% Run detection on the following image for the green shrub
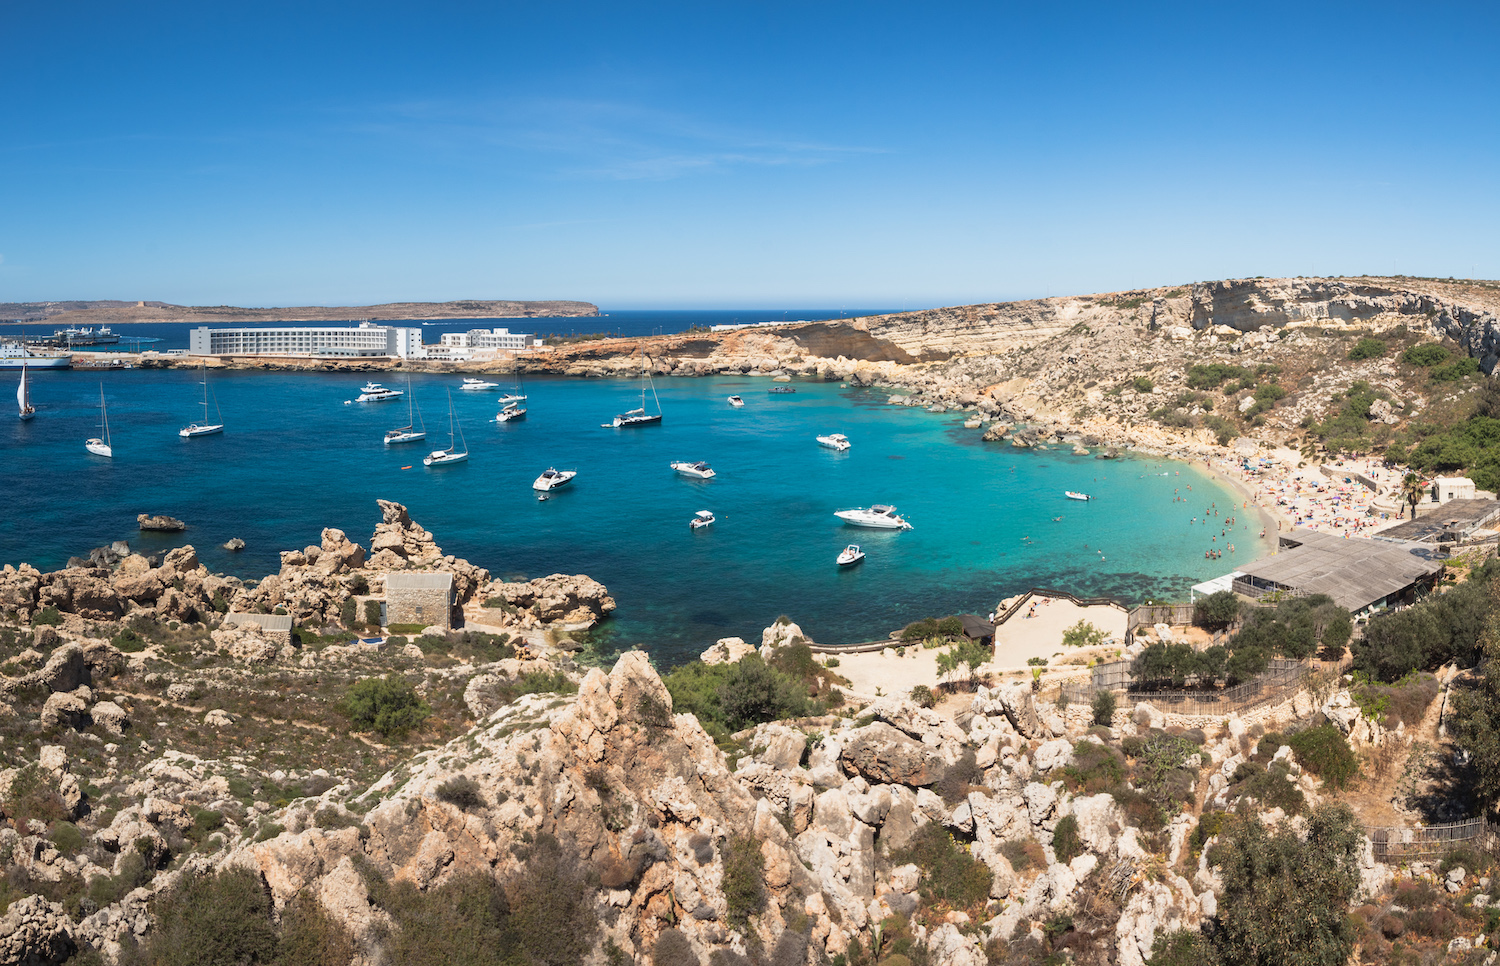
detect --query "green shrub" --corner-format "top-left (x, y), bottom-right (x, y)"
top-left (651, 929), bottom-right (699, 966)
top-left (1062, 740), bottom-right (1125, 793)
top-left (1186, 363), bottom-right (1252, 390)
top-left (432, 776), bottom-right (483, 812)
top-left (1132, 376), bottom-right (1155, 393)
top-left (363, 600), bottom-right (383, 626)
top-left (1146, 929), bottom-right (1203, 965)
top-left (717, 655), bottom-right (809, 731)
top-left (142, 866), bottom-right (279, 966)
top-left (1279, 724), bottom-right (1358, 790)
top-left (87, 850), bottom-right (152, 907)
top-left (1347, 337), bottom-right (1387, 361)
top-left (909, 684), bottom-right (935, 708)
top-left (1431, 357), bottom-right (1480, 382)
top-left (1052, 814), bottom-right (1083, 862)
top-left (1091, 689), bottom-right (1116, 726)
top-left (1402, 343), bottom-right (1451, 367)
top-left (32, 606), bottom-right (61, 626)
top-left (1062, 620), bottom-right (1106, 649)
top-left (337, 675), bottom-right (431, 739)
top-left (890, 824), bottom-right (992, 909)
top-left (338, 598), bottom-right (357, 627)
top-left (276, 892), bottom-right (355, 966)
top-left (51, 822), bottom-right (85, 855)
top-left (998, 838), bottom-right (1046, 872)
top-left (936, 749), bottom-right (982, 805)
top-left (722, 835), bottom-right (766, 929)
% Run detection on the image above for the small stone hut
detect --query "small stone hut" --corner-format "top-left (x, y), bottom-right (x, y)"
top-left (384, 571), bottom-right (454, 632)
top-left (221, 613), bottom-right (294, 648)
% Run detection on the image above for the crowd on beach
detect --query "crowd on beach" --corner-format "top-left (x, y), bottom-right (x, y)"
top-left (1203, 452), bottom-right (1408, 541)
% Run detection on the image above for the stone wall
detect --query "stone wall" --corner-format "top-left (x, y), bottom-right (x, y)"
top-left (385, 574), bottom-right (453, 632)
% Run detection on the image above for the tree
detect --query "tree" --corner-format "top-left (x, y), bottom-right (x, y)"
top-left (1352, 607), bottom-right (1445, 682)
top-left (145, 866), bottom-right (280, 966)
top-left (1209, 803), bottom-right (1363, 966)
top-left (1091, 689), bottom-right (1117, 727)
top-left (1402, 472), bottom-right (1426, 519)
top-left (717, 655), bottom-right (807, 730)
top-left (1194, 590), bottom-right (1241, 631)
top-left (1451, 583), bottom-right (1500, 806)
top-left (936, 639), bottom-right (992, 691)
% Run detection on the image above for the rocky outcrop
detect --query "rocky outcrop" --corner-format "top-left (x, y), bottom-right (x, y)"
top-left (479, 573), bottom-right (616, 628)
top-left (0, 895), bottom-right (75, 965)
top-left (136, 514), bottom-right (187, 532)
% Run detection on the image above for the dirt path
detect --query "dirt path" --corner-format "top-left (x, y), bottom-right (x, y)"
top-left (1335, 668), bottom-right (1457, 827)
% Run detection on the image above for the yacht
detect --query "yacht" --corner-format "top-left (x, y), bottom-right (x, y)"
top-left (1065, 491), bottom-right (1093, 501)
top-left (610, 358), bottom-right (662, 427)
top-left (689, 510), bottom-right (715, 530)
top-left (496, 402), bottom-right (527, 423)
top-left (354, 382), bottom-right (403, 403)
top-left (85, 385), bottom-right (112, 457)
top-left (816, 433), bottom-right (851, 452)
top-left (727, 395), bottom-right (745, 408)
top-left (532, 467), bottom-right (576, 493)
top-left (834, 505), bottom-right (913, 530)
top-left (179, 361), bottom-right (224, 437)
top-left (460, 377), bottom-right (500, 391)
top-left (385, 377), bottom-right (426, 444)
top-left (423, 392), bottom-right (468, 466)
top-left (671, 460), bottom-right (716, 480)
top-left (837, 545), bottom-right (866, 566)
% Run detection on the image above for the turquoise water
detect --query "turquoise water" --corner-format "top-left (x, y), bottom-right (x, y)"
top-left (1, 369), bottom-right (1267, 663)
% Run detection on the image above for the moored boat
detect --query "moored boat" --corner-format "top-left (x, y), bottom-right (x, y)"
top-left (423, 392), bottom-right (468, 466)
top-left (460, 377), bottom-right (500, 391)
top-left (0, 341), bottom-right (70, 369)
top-left (1065, 491), bottom-right (1092, 501)
top-left (689, 510), bottom-right (715, 530)
top-left (816, 433), bottom-right (850, 452)
top-left (496, 402), bottom-right (527, 423)
top-left (837, 544), bottom-right (865, 566)
top-left (833, 505), bottom-right (913, 530)
top-left (385, 376), bottom-right (426, 444)
top-left (610, 357), bottom-right (663, 427)
top-left (727, 395), bottom-right (745, 407)
top-left (179, 361), bottom-right (225, 438)
top-left (532, 467), bottom-right (576, 492)
top-left (354, 382), bottom-right (403, 403)
top-left (85, 385), bottom-right (113, 458)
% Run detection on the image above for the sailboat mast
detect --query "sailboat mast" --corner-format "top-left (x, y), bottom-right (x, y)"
top-left (99, 384), bottom-right (110, 445)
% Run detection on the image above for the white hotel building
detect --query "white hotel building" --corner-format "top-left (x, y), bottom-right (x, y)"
top-left (186, 323), bottom-right (536, 360)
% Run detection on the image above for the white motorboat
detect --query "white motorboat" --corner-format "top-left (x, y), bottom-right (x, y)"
top-left (85, 385), bottom-right (112, 457)
top-left (496, 402), bottom-right (527, 423)
top-left (1065, 491), bottom-right (1092, 501)
top-left (532, 467), bottom-right (576, 492)
top-left (179, 361), bottom-right (224, 437)
top-left (496, 392), bottom-right (527, 405)
top-left (17, 363), bottom-right (35, 421)
top-left (837, 544), bottom-right (865, 566)
top-left (460, 377), bottom-right (500, 391)
top-left (610, 358), bottom-right (662, 427)
top-left (385, 377), bottom-right (426, 444)
top-left (816, 433), bottom-right (850, 452)
top-left (671, 460), bottom-right (716, 480)
top-left (354, 382), bottom-right (403, 403)
top-left (834, 505), bottom-right (913, 530)
top-left (423, 392), bottom-right (468, 466)
top-left (690, 510), bottom-right (715, 529)
top-left (727, 395), bottom-right (745, 408)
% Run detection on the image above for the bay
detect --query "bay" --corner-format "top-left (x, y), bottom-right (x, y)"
top-left (1, 368), bottom-right (1264, 665)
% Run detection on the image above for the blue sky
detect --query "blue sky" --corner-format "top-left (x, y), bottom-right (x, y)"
top-left (2, 1), bottom-right (1497, 308)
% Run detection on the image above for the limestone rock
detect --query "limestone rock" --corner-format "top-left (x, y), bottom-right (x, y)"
top-left (482, 573), bottom-right (614, 627)
top-left (137, 513), bottom-right (187, 531)
top-left (223, 538), bottom-right (246, 551)
top-left (700, 637), bottom-right (754, 665)
top-left (39, 692), bottom-right (88, 730)
top-left (840, 723), bottom-right (945, 786)
top-left (0, 895), bottom-right (75, 965)
top-left (92, 701), bottom-right (129, 737)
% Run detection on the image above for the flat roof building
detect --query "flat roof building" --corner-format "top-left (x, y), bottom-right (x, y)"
top-left (1232, 529), bottom-right (1444, 614)
top-left (189, 322), bottom-right (426, 359)
top-left (1375, 498), bottom-right (1500, 545)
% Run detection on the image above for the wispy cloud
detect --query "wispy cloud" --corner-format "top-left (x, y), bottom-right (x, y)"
top-left (344, 96), bottom-right (880, 181)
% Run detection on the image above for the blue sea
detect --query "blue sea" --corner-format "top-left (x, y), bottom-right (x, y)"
top-left (2, 367), bottom-right (1267, 665)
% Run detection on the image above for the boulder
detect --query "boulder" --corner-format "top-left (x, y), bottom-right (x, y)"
top-left (761, 619), bottom-right (808, 654)
top-left (840, 723), bottom-right (946, 786)
top-left (700, 637), bottom-right (755, 665)
top-left (1032, 738), bottom-right (1074, 773)
top-left (137, 513), bottom-right (187, 531)
top-left (223, 538), bottom-right (246, 551)
top-left (92, 701), bottom-right (129, 737)
top-left (39, 692), bottom-right (88, 730)
top-left (0, 895), bottom-right (74, 965)
top-left (35, 645), bottom-right (90, 693)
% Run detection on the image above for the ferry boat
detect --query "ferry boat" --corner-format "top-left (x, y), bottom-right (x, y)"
top-left (47, 325), bottom-right (120, 347)
top-left (817, 433), bottom-right (851, 452)
top-left (0, 341), bottom-right (71, 369)
top-left (833, 505), bottom-right (913, 530)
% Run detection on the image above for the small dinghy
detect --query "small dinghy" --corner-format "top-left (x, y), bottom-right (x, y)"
top-left (727, 395), bottom-right (744, 407)
top-left (690, 510), bottom-right (715, 530)
top-left (837, 545), bottom-right (865, 566)
top-left (1065, 491), bottom-right (1092, 501)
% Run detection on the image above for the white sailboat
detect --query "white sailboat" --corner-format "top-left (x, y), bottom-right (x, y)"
top-left (385, 377), bottom-right (426, 444)
top-left (423, 392), bottom-right (468, 466)
top-left (17, 363), bottom-right (35, 421)
top-left (179, 361), bottom-right (224, 437)
top-left (609, 357), bottom-right (662, 428)
top-left (85, 385), bottom-right (112, 457)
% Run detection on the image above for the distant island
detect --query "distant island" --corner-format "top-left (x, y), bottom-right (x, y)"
top-left (0, 297), bottom-right (600, 325)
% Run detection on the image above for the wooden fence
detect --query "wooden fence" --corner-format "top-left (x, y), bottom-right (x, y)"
top-left (1062, 658), bottom-right (1314, 717)
top-left (993, 587), bottom-right (1128, 627)
top-left (1368, 817), bottom-right (1496, 864)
